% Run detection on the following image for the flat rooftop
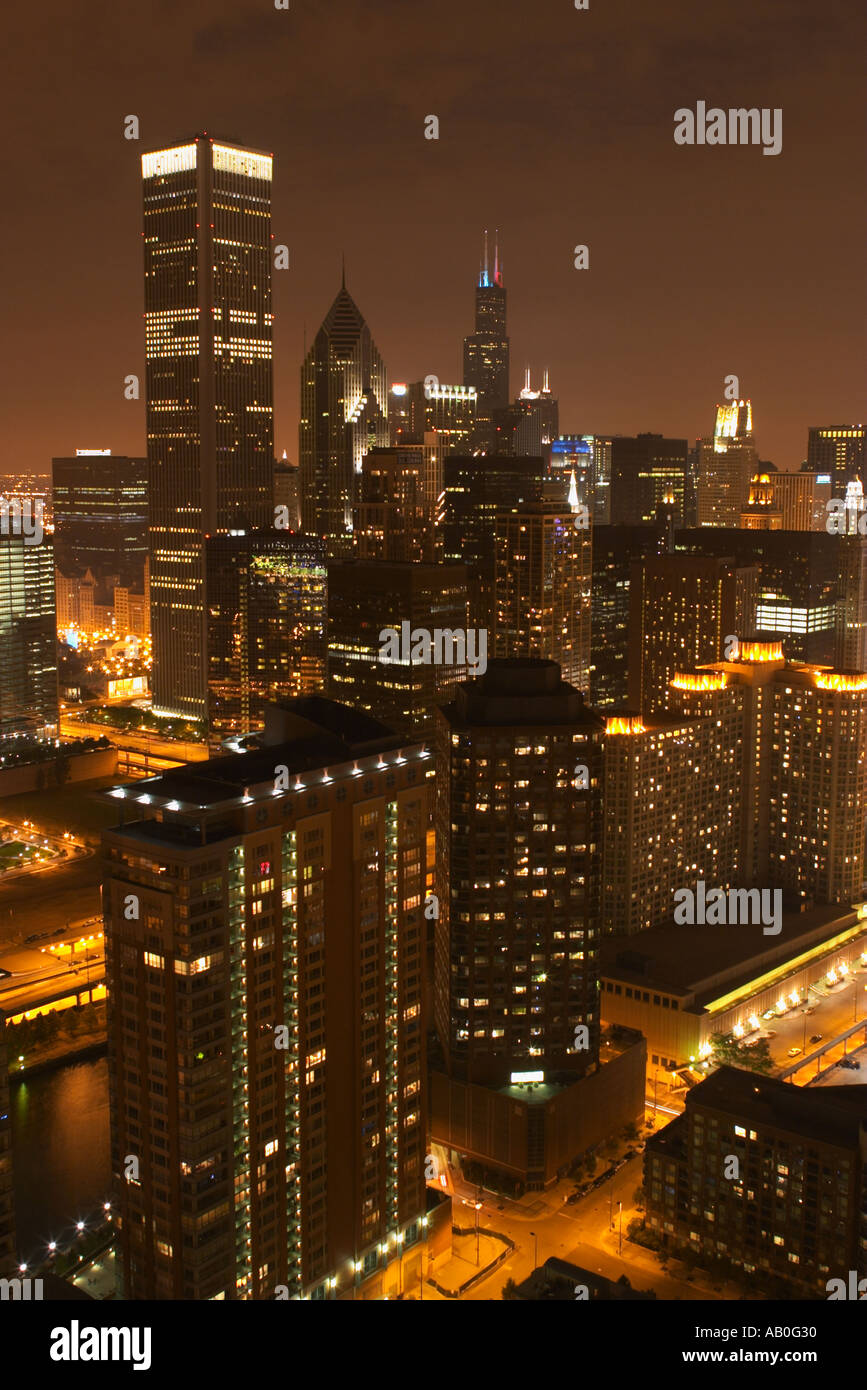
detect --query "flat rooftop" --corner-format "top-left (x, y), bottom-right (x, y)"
top-left (600, 903), bottom-right (864, 1007)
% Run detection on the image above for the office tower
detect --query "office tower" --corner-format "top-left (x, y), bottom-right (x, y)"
top-left (493, 491), bottom-right (591, 692)
top-left (610, 434), bottom-right (689, 525)
top-left (549, 436), bottom-right (592, 509)
top-left (740, 471), bottom-right (782, 529)
top-left (440, 454), bottom-right (547, 630)
top-left (696, 400), bottom-right (758, 527)
top-left (774, 469), bottom-right (833, 531)
top-left (430, 660), bottom-right (644, 1186)
top-left (0, 1011), bottom-right (14, 1274)
top-left (103, 697), bottom-right (442, 1301)
top-left (602, 710), bottom-right (742, 935)
top-left (837, 535), bottom-right (867, 672)
top-left (273, 456), bottom-right (300, 532)
top-left (299, 277), bottom-right (388, 556)
top-left (326, 559), bottom-right (469, 738)
top-left (807, 424), bottom-right (867, 495)
top-left (52, 451), bottom-right (148, 588)
top-left (143, 136), bottom-right (274, 719)
top-left (645, 1066), bottom-right (867, 1296)
top-left (387, 383), bottom-right (411, 444)
top-left (396, 381), bottom-right (477, 455)
top-left (0, 532), bottom-right (57, 735)
top-left (590, 523), bottom-right (669, 708)
top-left (206, 531), bottom-right (327, 744)
top-left (462, 230), bottom-right (509, 444)
top-left (628, 554), bottom-right (756, 714)
top-left (352, 447), bottom-right (440, 562)
top-left (675, 643), bottom-right (867, 905)
top-left (514, 370), bottom-right (559, 456)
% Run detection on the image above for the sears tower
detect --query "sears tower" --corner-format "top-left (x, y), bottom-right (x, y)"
top-left (142, 135), bottom-right (274, 719)
top-left (463, 230), bottom-right (510, 446)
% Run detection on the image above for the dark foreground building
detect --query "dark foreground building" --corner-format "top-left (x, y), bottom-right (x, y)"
top-left (644, 1066), bottom-right (867, 1296)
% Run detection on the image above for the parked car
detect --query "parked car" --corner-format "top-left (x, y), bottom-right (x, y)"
top-left (809, 1034), bottom-right (823, 1045)
top-left (762, 1009), bottom-right (776, 1020)
top-left (787, 1046), bottom-right (802, 1057)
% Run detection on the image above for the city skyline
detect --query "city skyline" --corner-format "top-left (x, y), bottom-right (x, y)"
top-left (2, 0), bottom-right (865, 478)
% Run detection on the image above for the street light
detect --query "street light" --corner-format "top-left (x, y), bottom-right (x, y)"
top-left (617, 1201), bottom-right (623, 1257)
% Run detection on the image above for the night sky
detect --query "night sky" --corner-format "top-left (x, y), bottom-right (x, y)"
top-left (3, 0), bottom-right (864, 476)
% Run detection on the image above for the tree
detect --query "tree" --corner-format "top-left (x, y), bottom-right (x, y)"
top-left (622, 1121), bottom-right (640, 1142)
top-left (709, 1032), bottom-right (774, 1075)
top-left (501, 1278), bottom-right (519, 1300)
top-left (633, 1185), bottom-right (646, 1210)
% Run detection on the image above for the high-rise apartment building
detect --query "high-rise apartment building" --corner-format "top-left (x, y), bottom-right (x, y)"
top-left (0, 532), bottom-right (57, 735)
top-left (206, 531), bottom-right (327, 745)
top-left (602, 710), bottom-right (743, 935)
top-left (299, 279), bottom-right (388, 554)
top-left (807, 424), bottom-right (867, 495)
top-left (627, 554), bottom-right (755, 714)
top-left (645, 1066), bottom-right (867, 1296)
top-left (696, 401), bottom-right (758, 527)
top-left (493, 492), bottom-right (591, 693)
top-left (430, 660), bottom-right (644, 1185)
top-left (610, 434), bottom-right (689, 526)
top-left (326, 559), bottom-right (469, 739)
top-left (52, 451), bottom-right (148, 588)
top-left (675, 643), bottom-right (867, 906)
top-left (143, 136), bottom-right (274, 719)
top-left (103, 697), bottom-right (444, 1300)
top-left (462, 231), bottom-right (509, 444)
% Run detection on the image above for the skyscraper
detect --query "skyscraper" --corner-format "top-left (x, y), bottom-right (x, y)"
top-left (462, 230), bottom-right (510, 445)
top-left (493, 491), bottom-right (591, 693)
top-left (590, 523), bottom-right (669, 708)
top-left (52, 451), bottom-right (148, 589)
top-left (0, 531), bottom-right (57, 735)
top-left (205, 530), bottom-right (327, 745)
top-left (103, 698), bottom-right (445, 1300)
top-left (807, 424), bottom-right (867, 495)
top-left (695, 400), bottom-right (758, 527)
top-left (774, 469), bottom-right (832, 532)
top-left (0, 1010), bottom-right (14, 1275)
top-left (143, 136), bottom-right (274, 719)
top-left (610, 434), bottom-right (689, 525)
top-left (352, 446), bottom-right (440, 562)
top-left (299, 278), bottom-right (388, 554)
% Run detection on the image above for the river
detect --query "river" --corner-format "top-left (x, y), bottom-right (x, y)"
top-left (9, 1054), bottom-right (111, 1261)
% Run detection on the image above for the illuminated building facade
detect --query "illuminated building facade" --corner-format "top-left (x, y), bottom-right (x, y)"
top-left (0, 532), bottom-right (58, 735)
top-left (645, 1066), bottom-right (867, 1296)
top-left (514, 370), bottom-right (559, 456)
top-left (493, 493), bottom-right (591, 693)
top-left (674, 527), bottom-right (843, 668)
top-left (774, 469), bottom-right (832, 532)
top-left (430, 660), bottom-right (645, 1185)
top-left (740, 471), bottom-right (782, 529)
top-left (696, 400), bottom-right (757, 527)
top-left (462, 230), bottom-right (510, 444)
top-left (52, 451), bottom-right (148, 589)
top-left (807, 424), bottom-right (867, 495)
top-left (299, 279), bottom-right (388, 555)
top-left (602, 707), bottom-right (743, 936)
top-left (610, 434), bottom-right (689, 526)
top-left (143, 136), bottom-right (274, 719)
top-left (589, 523), bottom-right (668, 708)
top-left (398, 381), bottom-right (477, 456)
top-left (326, 559), bottom-right (469, 738)
top-left (627, 554), bottom-right (755, 714)
top-left (352, 446), bottom-right (441, 562)
top-left (675, 646), bottom-right (867, 905)
top-left (206, 531), bottom-right (327, 745)
top-left (273, 457), bottom-right (300, 532)
top-left (440, 454), bottom-right (547, 630)
top-left (433, 660), bottom-right (604, 1087)
top-left (103, 698), bottom-right (442, 1300)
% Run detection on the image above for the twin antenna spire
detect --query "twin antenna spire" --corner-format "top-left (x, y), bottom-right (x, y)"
top-left (480, 227), bottom-right (503, 289)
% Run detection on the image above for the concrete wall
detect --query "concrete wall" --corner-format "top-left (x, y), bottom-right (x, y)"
top-left (0, 747), bottom-right (117, 798)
